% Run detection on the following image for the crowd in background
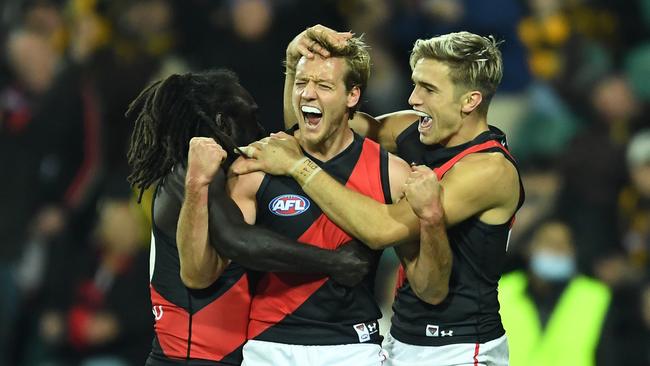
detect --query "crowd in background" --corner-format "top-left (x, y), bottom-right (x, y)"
top-left (1, 0), bottom-right (649, 365)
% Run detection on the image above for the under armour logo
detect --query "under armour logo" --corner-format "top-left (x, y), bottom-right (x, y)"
top-left (441, 330), bottom-right (454, 337)
top-left (367, 322), bottom-right (378, 333)
top-left (152, 305), bottom-right (163, 321)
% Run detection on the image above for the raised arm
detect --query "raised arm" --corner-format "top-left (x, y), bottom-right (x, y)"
top-left (234, 133), bottom-right (521, 243)
top-left (175, 138), bottom-right (229, 289)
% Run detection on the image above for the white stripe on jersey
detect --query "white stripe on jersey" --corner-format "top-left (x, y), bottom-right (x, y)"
top-left (149, 231), bottom-right (156, 281)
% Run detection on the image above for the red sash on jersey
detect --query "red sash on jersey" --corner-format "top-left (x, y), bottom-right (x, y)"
top-left (396, 140), bottom-right (515, 291)
top-left (249, 138), bottom-right (387, 339)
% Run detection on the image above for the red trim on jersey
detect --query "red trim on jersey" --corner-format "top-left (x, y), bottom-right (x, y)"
top-left (473, 342), bottom-right (480, 366)
top-left (189, 278), bottom-right (250, 360)
top-left (396, 267), bottom-right (406, 295)
top-left (150, 286), bottom-right (191, 359)
top-left (347, 139), bottom-right (386, 203)
top-left (248, 138), bottom-right (386, 339)
top-left (433, 140), bottom-right (513, 180)
top-left (150, 278), bottom-right (249, 361)
top-left (396, 139), bottom-right (513, 292)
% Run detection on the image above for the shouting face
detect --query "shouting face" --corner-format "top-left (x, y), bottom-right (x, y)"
top-left (409, 58), bottom-right (466, 146)
top-left (292, 55), bottom-right (360, 151)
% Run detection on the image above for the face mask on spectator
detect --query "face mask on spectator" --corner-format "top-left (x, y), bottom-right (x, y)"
top-left (530, 250), bottom-right (576, 282)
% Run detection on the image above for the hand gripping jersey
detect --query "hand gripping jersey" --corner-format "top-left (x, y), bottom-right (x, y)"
top-left (147, 186), bottom-right (251, 365)
top-left (250, 133), bottom-right (391, 345)
top-left (391, 123), bottom-right (525, 346)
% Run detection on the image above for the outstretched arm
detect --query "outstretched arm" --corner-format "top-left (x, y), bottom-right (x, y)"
top-left (232, 136), bottom-right (519, 305)
top-left (207, 173), bottom-right (370, 280)
top-left (235, 136), bottom-right (453, 304)
top-left (235, 133), bottom-right (420, 248)
top-left (348, 111), bottom-right (419, 153)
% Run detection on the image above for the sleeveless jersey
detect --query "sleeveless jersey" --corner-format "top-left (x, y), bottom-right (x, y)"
top-left (391, 123), bottom-right (525, 346)
top-left (250, 133), bottom-right (391, 345)
top-left (147, 184), bottom-right (251, 365)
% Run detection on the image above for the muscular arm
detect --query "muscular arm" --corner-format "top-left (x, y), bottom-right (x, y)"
top-left (348, 111), bottom-right (419, 153)
top-left (175, 134), bottom-right (374, 289)
top-left (177, 175), bottom-right (228, 289)
top-left (285, 155), bottom-right (517, 304)
top-left (233, 136), bottom-right (519, 307)
top-left (397, 166), bottom-right (453, 305)
top-left (154, 165), bottom-right (226, 289)
top-left (209, 167), bottom-right (369, 277)
top-left (284, 153), bottom-right (420, 249)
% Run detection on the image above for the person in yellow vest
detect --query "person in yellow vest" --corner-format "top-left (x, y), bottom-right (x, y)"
top-left (499, 220), bottom-right (611, 366)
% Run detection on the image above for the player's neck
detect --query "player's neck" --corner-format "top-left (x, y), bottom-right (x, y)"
top-left (302, 126), bottom-right (354, 162)
top-left (442, 115), bottom-right (489, 147)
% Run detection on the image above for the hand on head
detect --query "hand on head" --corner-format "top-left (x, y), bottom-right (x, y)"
top-left (286, 24), bottom-right (353, 68)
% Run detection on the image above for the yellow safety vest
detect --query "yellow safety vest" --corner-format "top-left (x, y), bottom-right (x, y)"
top-left (499, 271), bottom-right (611, 366)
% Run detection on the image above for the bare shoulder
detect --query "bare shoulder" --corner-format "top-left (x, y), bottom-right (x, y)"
top-left (451, 152), bottom-right (517, 180)
top-left (227, 157), bottom-right (265, 197)
top-left (388, 152), bottom-right (411, 177)
top-left (447, 153), bottom-right (518, 197)
top-left (387, 152), bottom-right (411, 203)
top-left (440, 152), bottom-right (519, 225)
top-left (350, 111), bottom-right (418, 153)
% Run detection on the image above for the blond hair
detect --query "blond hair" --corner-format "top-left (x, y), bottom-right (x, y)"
top-left (410, 32), bottom-right (503, 113)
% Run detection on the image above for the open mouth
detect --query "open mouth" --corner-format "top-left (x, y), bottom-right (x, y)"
top-left (301, 105), bottom-right (322, 129)
top-left (414, 110), bottom-right (433, 132)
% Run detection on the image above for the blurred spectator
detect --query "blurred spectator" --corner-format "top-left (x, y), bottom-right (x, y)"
top-left (81, 0), bottom-right (186, 176)
top-left (0, 9), bottom-right (67, 362)
top-left (31, 179), bottom-right (152, 366)
top-left (605, 129), bottom-right (650, 287)
top-left (499, 220), bottom-right (612, 366)
top-left (639, 282), bottom-right (650, 363)
top-left (503, 164), bottom-right (561, 269)
top-left (556, 74), bottom-right (645, 275)
top-left (518, 0), bottom-right (615, 101)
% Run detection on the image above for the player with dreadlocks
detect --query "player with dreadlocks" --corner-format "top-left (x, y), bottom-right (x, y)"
top-left (126, 69), bottom-right (372, 366)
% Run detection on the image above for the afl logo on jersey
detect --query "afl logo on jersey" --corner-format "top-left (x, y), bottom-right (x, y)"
top-left (269, 194), bottom-right (310, 216)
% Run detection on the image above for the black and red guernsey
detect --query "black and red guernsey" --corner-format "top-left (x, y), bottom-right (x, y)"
top-left (250, 132), bottom-right (390, 345)
top-left (392, 123), bottom-right (525, 346)
top-left (147, 185), bottom-right (251, 366)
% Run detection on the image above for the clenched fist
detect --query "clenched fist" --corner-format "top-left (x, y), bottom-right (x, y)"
top-left (185, 137), bottom-right (227, 188)
top-left (404, 165), bottom-right (444, 223)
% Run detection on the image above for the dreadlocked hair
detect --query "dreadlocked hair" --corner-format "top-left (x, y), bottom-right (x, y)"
top-left (126, 69), bottom-right (264, 197)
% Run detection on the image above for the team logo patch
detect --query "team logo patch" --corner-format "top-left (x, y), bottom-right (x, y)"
top-left (353, 323), bottom-right (371, 343)
top-left (269, 194), bottom-right (311, 216)
top-left (425, 324), bottom-right (439, 337)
